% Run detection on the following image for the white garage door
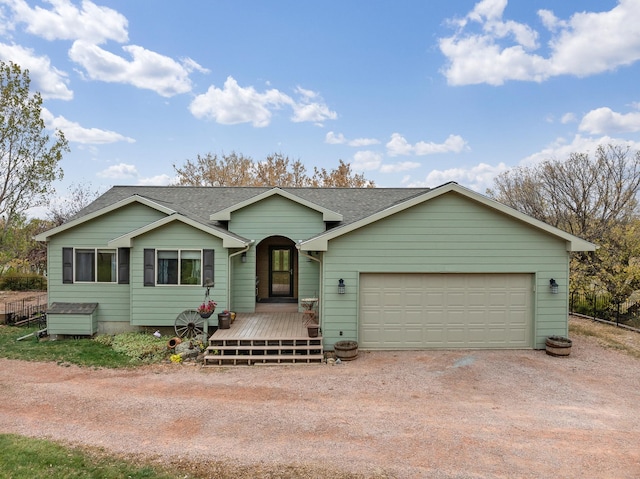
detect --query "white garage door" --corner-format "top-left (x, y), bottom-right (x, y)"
top-left (359, 273), bottom-right (532, 349)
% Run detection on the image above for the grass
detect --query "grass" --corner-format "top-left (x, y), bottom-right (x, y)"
top-left (0, 434), bottom-right (175, 479)
top-left (569, 316), bottom-right (640, 359)
top-left (0, 434), bottom-right (385, 479)
top-left (0, 326), bottom-right (169, 368)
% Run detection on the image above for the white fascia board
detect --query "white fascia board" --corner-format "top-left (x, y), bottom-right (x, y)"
top-left (108, 214), bottom-right (248, 248)
top-left (300, 182), bottom-right (597, 252)
top-left (34, 195), bottom-right (175, 242)
top-left (209, 187), bottom-right (343, 222)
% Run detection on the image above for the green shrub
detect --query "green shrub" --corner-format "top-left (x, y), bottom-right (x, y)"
top-left (109, 332), bottom-right (169, 363)
top-left (0, 272), bottom-right (47, 291)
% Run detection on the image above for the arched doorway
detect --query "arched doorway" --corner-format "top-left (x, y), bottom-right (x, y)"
top-left (256, 236), bottom-right (297, 302)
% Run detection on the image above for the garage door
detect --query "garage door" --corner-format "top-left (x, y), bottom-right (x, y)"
top-left (359, 273), bottom-right (532, 349)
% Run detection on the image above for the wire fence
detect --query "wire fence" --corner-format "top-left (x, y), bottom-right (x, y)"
top-left (570, 291), bottom-right (640, 328)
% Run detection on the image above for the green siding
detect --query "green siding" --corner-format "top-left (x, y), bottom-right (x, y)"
top-left (47, 313), bottom-right (97, 335)
top-left (229, 195), bottom-right (324, 312)
top-left (130, 222), bottom-right (227, 328)
top-left (321, 192), bottom-right (570, 349)
top-left (47, 203), bottom-right (167, 326)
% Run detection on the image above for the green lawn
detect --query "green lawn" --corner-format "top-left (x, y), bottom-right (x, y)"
top-left (0, 434), bottom-right (175, 479)
top-left (0, 326), bottom-right (168, 368)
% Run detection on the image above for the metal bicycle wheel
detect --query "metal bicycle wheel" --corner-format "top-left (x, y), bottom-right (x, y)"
top-left (174, 310), bottom-right (205, 338)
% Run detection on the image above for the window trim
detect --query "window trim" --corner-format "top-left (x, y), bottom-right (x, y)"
top-left (73, 247), bottom-right (118, 284)
top-left (155, 249), bottom-right (203, 286)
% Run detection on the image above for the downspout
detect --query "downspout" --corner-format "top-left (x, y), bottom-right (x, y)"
top-left (228, 241), bottom-right (254, 310)
top-left (297, 243), bottom-right (323, 328)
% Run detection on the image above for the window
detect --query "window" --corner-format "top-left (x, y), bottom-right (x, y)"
top-left (157, 250), bottom-right (201, 285)
top-left (74, 248), bottom-right (117, 283)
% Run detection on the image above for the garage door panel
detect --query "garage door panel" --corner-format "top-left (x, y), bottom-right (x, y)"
top-left (359, 273), bottom-right (532, 349)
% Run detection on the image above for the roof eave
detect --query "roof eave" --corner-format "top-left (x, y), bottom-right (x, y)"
top-left (34, 195), bottom-right (175, 242)
top-left (108, 214), bottom-right (249, 248)
top-left (209, 187), bottom-right (343, 222)
top-left (300, 183), bottom-right (598, 252)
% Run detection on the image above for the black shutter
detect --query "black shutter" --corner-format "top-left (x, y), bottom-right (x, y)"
top-left (143, 249), bottom-right (155, 286)
top-left (62, 247), bottom-right (73, 284)
top-left (118, 248), bottom-right (130, 284)
top-left (202, 249), bottom-right (214, 286)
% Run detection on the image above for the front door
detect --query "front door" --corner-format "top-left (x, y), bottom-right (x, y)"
top-left (269, 246), bottom-right (293, 297)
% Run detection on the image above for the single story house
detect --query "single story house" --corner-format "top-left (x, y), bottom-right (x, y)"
top-left (36, 182), bottom-right (596, 350)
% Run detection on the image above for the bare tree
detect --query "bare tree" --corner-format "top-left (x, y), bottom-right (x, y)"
top-left (487, 144), bottom-right (640, 240)
top-left (47, 182), bottom-right (101, 226)
top-left (173, 152), bottom-right (374, 188)
top-left (487, 144), bottom-right (640, 295)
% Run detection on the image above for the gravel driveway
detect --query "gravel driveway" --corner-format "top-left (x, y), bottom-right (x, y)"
top-left (1, 317), bottom-right (639, 478)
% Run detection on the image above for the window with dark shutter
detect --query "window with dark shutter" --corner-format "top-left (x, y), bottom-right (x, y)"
top-left (143, 249), bottom-right (155, 286)
top-left (118, 248), bottom-right (130, 284)
top-left (62, 247), bottom-right (73, 284)
top-left (202, 249), bottom-right (214, 287)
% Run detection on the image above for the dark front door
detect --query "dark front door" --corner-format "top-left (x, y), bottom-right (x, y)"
top-left (269, 246), bottom-right (293, 297)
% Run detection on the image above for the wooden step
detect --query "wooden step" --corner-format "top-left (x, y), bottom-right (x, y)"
top-left (203, 353), bottom-right (324, 366)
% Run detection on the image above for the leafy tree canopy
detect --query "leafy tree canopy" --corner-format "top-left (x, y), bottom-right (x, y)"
top-left (0, 61), bottom-right (68, 241)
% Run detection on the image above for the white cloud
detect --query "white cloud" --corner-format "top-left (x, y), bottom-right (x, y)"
top-left (97, 163), bottom-right (138, 179)
top-left (325, 131), bottom-right (379, 146)
top-left (408, 162), bottom-right (510, 192)
top-left (561, 112), bottom-right (577, 124)
top-left (579, 106), bottom-right (640, 135)
top-left (325, 131), bottom-right (347, 144)
top-left (380, 161), bottom-right (421, 173)
top-left (190, 76), bottom-right (291, 127)
top-left (386, 133), bottom-right (469, 156)
top-left (7, 0), bottom-right (128, 44)
top-left (0, 43), bottom-right (72, 99)
top-left (138, 174), bottom-right (172, 186)
top-left (440, 0), bottom-right (640, 85)
top-left (69, 41), bottom-right (193, 97)
top-left (289, 86), bottom-right (337, 124)
top-left (386, 133), bottom-right (414, 156)
top-left (352, 150), bottom-right (383, 171)
top-left (414, 134), bottom-right (468, 155)
top-left (520, 134), bottom-right (640, 166)
top-left (190, 77), bottom-right (336, 127)
top-left (41, 108), bottom-right (135, 144)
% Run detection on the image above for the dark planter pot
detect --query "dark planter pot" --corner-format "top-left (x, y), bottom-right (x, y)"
top-left (218, 312), bottom-right (231, 329)
top-left (307, 325), bottom-right (319, 338)
top-left (545, 336), bottom-right (572, 357)
top-left (199, 311), bottom-right (213, 319)
top-left (334, 340), bottom-right (358, 361)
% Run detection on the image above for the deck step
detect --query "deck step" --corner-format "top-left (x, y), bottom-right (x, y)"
top-left (203, 353), bottom-right (324, 366)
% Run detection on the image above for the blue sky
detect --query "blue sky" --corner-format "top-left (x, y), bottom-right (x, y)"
top-left (2, 0), bottom-right (640, 210)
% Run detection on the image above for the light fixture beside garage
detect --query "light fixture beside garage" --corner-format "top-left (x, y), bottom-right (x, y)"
top-left (549, 278), bottom-right (559, 294)
top-left (338, 278), bottom-right (346, 294)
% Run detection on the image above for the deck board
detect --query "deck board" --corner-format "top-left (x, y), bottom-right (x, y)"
top-left (204, 312), bottom-right (323, 366)
top-left (211, 312), bottom-right (312, 340)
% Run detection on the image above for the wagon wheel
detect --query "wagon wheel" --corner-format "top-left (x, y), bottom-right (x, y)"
top-left (174, 310), bottom-right (205, 339)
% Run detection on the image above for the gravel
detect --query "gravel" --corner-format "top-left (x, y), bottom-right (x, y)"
top-left (1, 316), bottom-right (639, 478)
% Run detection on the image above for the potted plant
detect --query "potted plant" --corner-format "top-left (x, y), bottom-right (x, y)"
top-left (197, 300), bottom-right (217, 319)
top-left (304, 316), bottom-right (320, 338)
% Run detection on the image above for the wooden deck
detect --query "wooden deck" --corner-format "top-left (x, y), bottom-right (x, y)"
top-left (204, 311), bottom-right (323, 366)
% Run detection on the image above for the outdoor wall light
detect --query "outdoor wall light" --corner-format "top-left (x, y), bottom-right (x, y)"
top-left (338, 278), bottom-right (346, 294)
top-left (549, 278), bottom-right (559, 294)
top-left (241, 252), bottom-right (247, 263)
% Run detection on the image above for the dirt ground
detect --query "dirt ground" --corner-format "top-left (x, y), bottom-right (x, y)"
top-left (0, 316), bottom-right (639, 478)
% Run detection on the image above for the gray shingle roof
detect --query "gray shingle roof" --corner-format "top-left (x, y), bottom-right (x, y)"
top-left (75, 186), bottom-right (432, 229)
top-left (47, 302), bottom-right (98, 315)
